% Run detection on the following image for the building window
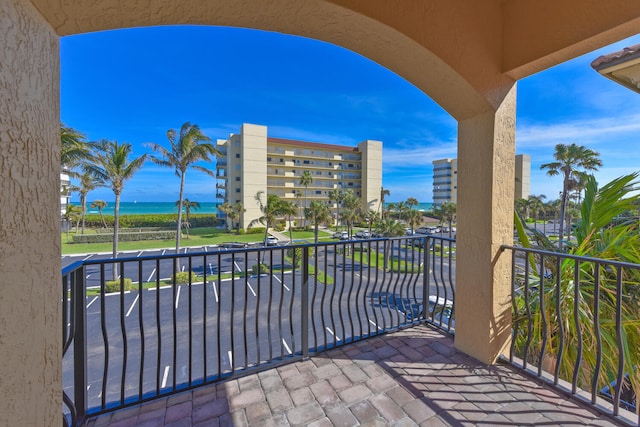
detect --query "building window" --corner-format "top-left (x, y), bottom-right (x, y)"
top-left (315, 190), bottom-right (322, 195)
top-left (303, 160), bottom-right (310, 164)
top-left (235, 188), bottom-right (240, 193)
top-left (267, 157), bottom-right (272, 161)
top-left (235, 177), bottom-right (240, 181)
top-left (235, 165), bottom-right (240, 171)
top-left (280, 158), bottom-right (283, 162)
top-left (235, 153), bottom-right (240, 158)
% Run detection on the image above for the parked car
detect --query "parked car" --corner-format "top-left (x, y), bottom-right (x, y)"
top-left (220, 242), bottom-right (247, 248)
top-left (264, 236), bottom-right (279, 246)
top-left (354, 230), bottom-right (371, 238)
top-left (333, 231), bottom-right (349, 239)
top-left (415, 226), bottom-right (433, 235)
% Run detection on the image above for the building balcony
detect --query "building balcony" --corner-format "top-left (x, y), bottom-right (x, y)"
top-left (62, 238), bottom-right (638, 426)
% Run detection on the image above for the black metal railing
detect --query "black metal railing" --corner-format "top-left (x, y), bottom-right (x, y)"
top-left (502, 245), bottom-right (639, 426)
top-left (62, 235), bottom-right (455, 426)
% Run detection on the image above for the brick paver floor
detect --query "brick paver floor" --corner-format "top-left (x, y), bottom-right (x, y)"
top-left (83, 325), bottom-right (628, 426)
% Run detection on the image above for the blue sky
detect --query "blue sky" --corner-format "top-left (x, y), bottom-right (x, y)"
top-left (61, 26), bottom-right (640, 204)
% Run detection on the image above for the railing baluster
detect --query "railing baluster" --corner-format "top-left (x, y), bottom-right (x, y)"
top-left (571, 259), bottom-right (583, 394)
top-left (538, 254), bottom-right (547, 377)
top-left (203, 254), bottom-right (207, 381)
top-left (423, 237), bottom-right (430, 323)
top-left (302, 247), bottom-right (309, 358)
top-left (73, 265), bottom-right (87, 424)
top-left (347, 242), bottom-right (356, 341)
top-left (230, 252), bottom-right (235, 374)
top-left (554, 255), bottom-right (564, 385)
top-left (522, 253), bottom-right (532, 370)
top-left (137, 260), bottom-right (144, 401)
top-left (155, 258), bottom-right (161, 395)
top-left (267, 249), bottom-right (273, 362)
top-left (613, 265), bottom-right (624, 416)
top-left (188, 255), bottom-right (193, 387)
top-left (100, 264), bottom-right (108, 410)
top-left (591, 262), bottom-right (602, 405)
top-left (277, 247), bottom-right (286, 358)
top-left (243, 251), bottom-right (249, 370)
top-left (509, 248), bottom-right (517, 364)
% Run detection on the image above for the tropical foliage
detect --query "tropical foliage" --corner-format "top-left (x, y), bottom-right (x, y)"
top-left (513, 173), bottom-right (640, 410)
top-left (540, 143), bottom-right (602, 247)
top-left (86, 140), bottom-right (147, 279)
top-left (148, 122), bottom-right (218, 253)
top-left (305, 201), bottom-right (332, 243)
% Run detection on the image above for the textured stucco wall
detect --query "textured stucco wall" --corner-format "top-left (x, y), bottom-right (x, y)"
top-left (0, 0), bottom-right (60, 425)
top-left (454, 84), bottom-right (517, 364)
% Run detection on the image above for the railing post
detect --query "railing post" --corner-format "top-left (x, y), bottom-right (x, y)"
top-left (301, 246), bottom-right (309, 359)
top-left (423, 237), bottom-right (430, 321)
top-left (73, 266), bottom-right (87, 425)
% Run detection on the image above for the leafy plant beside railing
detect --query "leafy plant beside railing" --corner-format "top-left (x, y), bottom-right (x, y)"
top-left (512, 173), bottom-right (640, 412)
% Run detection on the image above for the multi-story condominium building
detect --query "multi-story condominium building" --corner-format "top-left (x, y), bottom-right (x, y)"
top-left (60, 169), bottom-right (71, 218)
top-left (432, 158), bottom-right (458, 207)
top-left (432, 154), bottom-right (530, 206)
top-left (216, 123), bottom-right (382, 231)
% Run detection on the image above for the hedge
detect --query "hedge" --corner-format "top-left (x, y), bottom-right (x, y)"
top-left (82, 213), bottom-right (218, 228)
top-left (71, 230), bottom-right (179, 244)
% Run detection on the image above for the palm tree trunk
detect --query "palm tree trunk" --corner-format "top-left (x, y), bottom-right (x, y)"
top-left (113, 192), bottom-right (120, 281)
top-left (559, 173), bottom-right (570, 249)
top-left (176, 173), bottom-right (186, 253)
top-left (314, 223), bottom-right (319, 244)
top-left (81, 193), bottom-right (86, 235)
top-left (288, 216), bottom-right (293, 243)
top-left (99, 208), bottom-right (107, 228)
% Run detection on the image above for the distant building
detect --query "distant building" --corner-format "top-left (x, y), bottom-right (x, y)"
top-left (432, 154), bottom-right (530, 206)
top-left (60, 169), bottom-right (71, 229)
top-left (514, 154), bottom-right (531, 200)
top-left (216, 123), bottom-right (383, 231)
top-left (432, 158), bottom-right (457, 207)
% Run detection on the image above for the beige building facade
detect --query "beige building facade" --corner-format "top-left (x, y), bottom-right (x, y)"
top-left (216, 124), bottom-right (383, 230)
top-left (3, 1), bottom-right (640, 425)
top-left (433, 154), bottom-right (530, 206)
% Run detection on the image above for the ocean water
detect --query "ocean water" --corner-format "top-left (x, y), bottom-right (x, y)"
top-left (76, 201), bottom-right (433, 216)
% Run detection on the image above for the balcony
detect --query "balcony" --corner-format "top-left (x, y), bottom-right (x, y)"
top-left (62, 237), bottom-right (638, 426)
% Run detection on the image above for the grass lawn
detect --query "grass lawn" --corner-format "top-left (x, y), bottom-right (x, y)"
top-left (62, 227), bottom-right (266, 254)
top-left (346, 248), bottom-right (424, 273)
top-left (62, 227), bottom-right (336, 254)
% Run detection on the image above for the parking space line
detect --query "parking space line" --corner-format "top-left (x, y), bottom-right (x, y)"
top-left (208, 263), bottom-right (214, 275)
top-left (181, 265), bottom-right (185, 272)
top-left (212, 282), bottom-right (219, 303)
top-left (228, 351), bottom-right (233, 367)
top-left (282, 338), bottom-right (292, 355)
top-left (271, 274), bottom-right (290, 291)
top-left (161, 366), bottom-right (170, 388)
top-left (175, 286), bottom-right (181, 309)
top-left (125, 294), bottom-right (139, 317)
top-left (86, 296), bottom-right (98, 308)
top-left (369, 320), bottom-right (382, 331)
top-left (82, 254), bottom-right (93, 261)
top-left (326, 327), bottom-right (341, 341)
top-left (204, 247), bottom-right (207, 253)
top-left (147, 268), bottom-right (156, 282)
top-left (161, 249), bottom-right (166, 256)
top-left (85, 274), bottom-right (91, 280)
top-left (233, 261), bottom-right (241, 272)
top-left (137, 251), bottom-right (143, 257)
top-left (246, 280), bottom-right (257, 297)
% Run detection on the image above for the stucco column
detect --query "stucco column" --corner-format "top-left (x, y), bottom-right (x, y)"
top-left (454, 84), bottom-right (516, 364)
top-left (0, 0), bottom-right (60, 425)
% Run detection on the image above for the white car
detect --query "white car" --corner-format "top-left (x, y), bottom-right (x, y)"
top-left (264, 236), bottom-right (279, 246)
top-left (354, 230), bottom-right (371, 238)
top-left (333, 231), bottom-right (349, 239)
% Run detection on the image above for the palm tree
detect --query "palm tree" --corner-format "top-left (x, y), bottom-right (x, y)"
top-left (71, 170), bottom-right (98, 235)
top-left (175, 199), bottom-right (200, 239)
top-left (63, 204), bottom-right (82, 241)
top-left (148, 122), bottom-right (218, 254)
top-left (91, 200), bottom-right (108, 228)
top-left (340, 190), bottom-right (361, 238)
top-left (328, 189), bottom-right (345, 231)
top-left (299, 171), bottom-right (313, 228)
top-left (305, 201), bottom-right (332, 243)
top-left (249, 191), bottom-right (284, 244)
top-left (514, 173), bottom-right (640, 403)
top-left (60, 123), bottom-right (92, 171)
top-left (230, 202), bottom-right (245, 234)
top-left (540, 143), bottom-right (602, 247)
top-left (527, 194), bottom-right (546, 230)
top-left (438, 203), bottom-right (456, 237)
top-left (379, 187), bottom-right (390, 220)
top-left (376, 218), bottom-right (406, 271)
top-left (364, 209), bottom-right (379, 235)
top-left (406, 197), bottom-right (419, 210)
top-left (280, 201), bottom-right (298, 243)
top-left (86, 140), bottom-right (147, 279)
top-left (406, 209), bottom-right (423, 234)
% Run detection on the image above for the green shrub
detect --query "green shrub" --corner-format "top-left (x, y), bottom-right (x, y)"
top-left (251, 263), bottom-right (269, 275)
top-left (286, 247), bottom-right (303, 267)
top-left (245, 227), bottom-right (265, 235)
top-left (105, 278), bottom-right (135, 293)
top-left (173, 271), bottom-right (201, 284)
top-left (71, 230), bottom-right (177, 244)
top-left (83, 213), bottom-right (217, 228)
